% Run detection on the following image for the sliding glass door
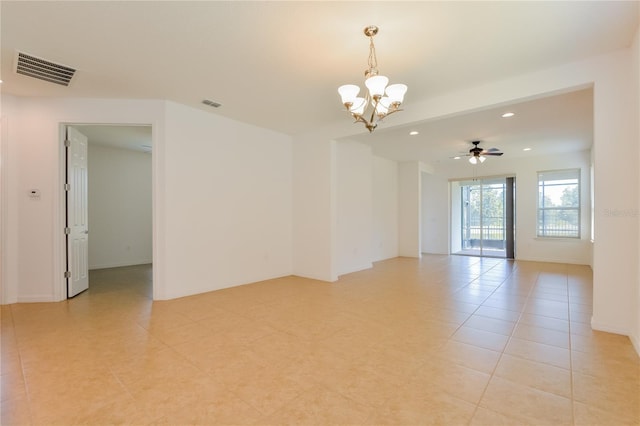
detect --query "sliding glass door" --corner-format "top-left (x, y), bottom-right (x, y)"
top-left (452, 177), bottom-right (515, 258)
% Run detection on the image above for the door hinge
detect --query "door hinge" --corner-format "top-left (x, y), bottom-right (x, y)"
top-left (64, 227), bottom-right (70, 235)
top-left (64, 139), bottom-right (71, 148)
top-left (64, 271), bottom-right (71, 279)
top-left (64, 183), bottom-right (71, 191)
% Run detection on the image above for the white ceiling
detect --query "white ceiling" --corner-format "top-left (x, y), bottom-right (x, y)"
top-left (348, 87), bottom-right (594, 164)
top-left (1, 1), bottom-right (638, 156)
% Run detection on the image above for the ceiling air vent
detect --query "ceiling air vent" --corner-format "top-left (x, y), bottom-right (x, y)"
top-left (15, 51), bottom-right (76, 86)
top-left (202, 99), bottom-right (222, 108)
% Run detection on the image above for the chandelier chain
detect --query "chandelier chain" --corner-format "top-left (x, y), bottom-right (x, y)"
top-left (367, 36), bottom-right (378, 76)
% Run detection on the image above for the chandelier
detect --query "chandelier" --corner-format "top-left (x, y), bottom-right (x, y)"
top-left (338, 26), bottom-right (407, 133)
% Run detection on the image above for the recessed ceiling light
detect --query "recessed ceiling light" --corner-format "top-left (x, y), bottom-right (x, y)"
top-left (523, 147), bottom-right (532, 151)
top-left (409, 131), bottom-right (419, 136)
top-left (501, 112), bottom-right (515, 118)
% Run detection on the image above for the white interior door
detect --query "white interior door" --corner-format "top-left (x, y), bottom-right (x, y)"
top-left (66, 126), bottom-right (89, 297)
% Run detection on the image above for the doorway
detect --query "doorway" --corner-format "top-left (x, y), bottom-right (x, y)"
top-left (63, 124), bottom-right (153, 298)
top-left (451, 176), bottom-right (515, 258)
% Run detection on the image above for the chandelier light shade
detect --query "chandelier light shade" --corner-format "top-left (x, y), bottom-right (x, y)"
top-left (338, 26), bottom-right (407, 133)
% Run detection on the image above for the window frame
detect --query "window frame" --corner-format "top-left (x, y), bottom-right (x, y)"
top-left (536, 169), bottom-right (581, 239)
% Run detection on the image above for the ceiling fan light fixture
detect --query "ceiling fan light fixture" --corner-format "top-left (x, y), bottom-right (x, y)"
top-left (469, 155), bottom-right (486, 164)
top-left (465, 140), bottom-right (502, 164)
top-left (338, 26), bottom-right (407, 133)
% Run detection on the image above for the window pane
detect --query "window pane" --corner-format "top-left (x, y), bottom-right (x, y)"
top-left (540, 183), bottom-right (578, 208)
top-left (537, 169), bottom-right (580, 238)
top-left (538, 209), bottom-right (579, 237)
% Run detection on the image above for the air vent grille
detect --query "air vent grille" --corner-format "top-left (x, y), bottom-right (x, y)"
top-left (15, 52), bottom-right (76, 86)
top-left (202, 99), bottom-right (222, 108)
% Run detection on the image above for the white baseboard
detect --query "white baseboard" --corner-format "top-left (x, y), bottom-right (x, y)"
top-left (515, 255), bottom-right (588, 265)
top-left (630, 333), bottom-right (640, 357)
top-left (591, 318), bottom-right (630, 336)
top-left (17, 295), bottom-right (57, 303)
top-left (373, 254), bottom-right (402, 262)
top-left (337, 262), bottom-right (373, 278)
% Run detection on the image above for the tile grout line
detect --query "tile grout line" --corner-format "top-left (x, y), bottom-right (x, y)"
top-left (466, 259), bottom-right (531, 425)
top-left (485, 266), bottom-right (575, 425)
top-left (452, 258), bottom-right (517, 336)
top-left (466, 263), bottom-right (579, 424)
top-left (8, 305), bottom-right (36, 426)
top-left (566, 266), bottom-right (576, 426)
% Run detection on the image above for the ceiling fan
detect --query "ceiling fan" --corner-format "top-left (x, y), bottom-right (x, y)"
top-left (461, 141), bottom-right (503, 164)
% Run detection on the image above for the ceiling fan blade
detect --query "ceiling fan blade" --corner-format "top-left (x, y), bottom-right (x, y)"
top-left (453, 141), bottom-right (503, 160)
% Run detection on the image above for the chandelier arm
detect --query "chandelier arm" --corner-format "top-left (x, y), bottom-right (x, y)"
top-left (351, 114), bottom-right (368, 125)
top-left (369, 97), bottom-right (380, 125)
top-left (350, 113), bottom-right (377, 132)
top-left (380, 108), bottom-right (404, 119)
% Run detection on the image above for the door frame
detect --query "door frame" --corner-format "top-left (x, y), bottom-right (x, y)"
top-left (57, 122), bottom-right (157, 300)
top-left (450, 174), bottom-right (516, 259)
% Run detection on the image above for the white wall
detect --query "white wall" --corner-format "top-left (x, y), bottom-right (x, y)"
top-left (162, 101), bottom-right (293, 299)
top-left (372, 156), bottom-right (399, 262)
top-left (336, 140), bottom-right (373, 275)
top-left (450, 181), bottom-right (463, 254)
top-left (0, 96), bottom-right (294, 303)
top-left (398, 161), bottom-right (422, 257)
top-left (1, 97), bottom-right (164, 303)
top-left (87, 143), bottom-right (152, 269)
top-left (292, 133), bottom-right (337, 282)
top-left (1, 96), bottom-right (19, 304)
top-left (590, 50), bottom-right (639, 336)
top-left (421, 171), bottom-right (449, 254)
top-left (427, 151), bottom-right (592, 264)
top-left (632, 26), bottom-right (640, 354)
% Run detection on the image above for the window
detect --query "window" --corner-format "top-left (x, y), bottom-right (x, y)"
top-left (537, 169), bottom-right (580, 238)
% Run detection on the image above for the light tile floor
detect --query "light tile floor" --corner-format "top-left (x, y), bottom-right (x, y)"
top-left (1, 255), bottom-right (639, 425)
